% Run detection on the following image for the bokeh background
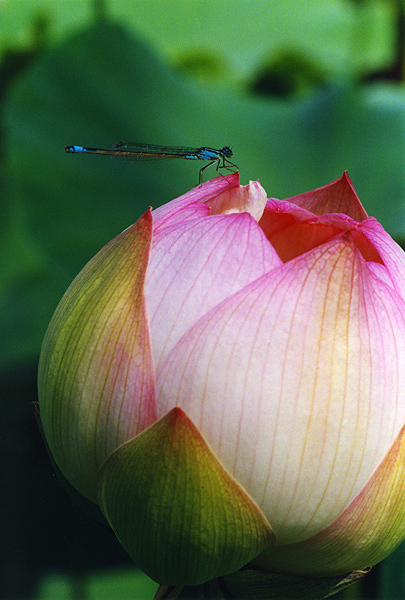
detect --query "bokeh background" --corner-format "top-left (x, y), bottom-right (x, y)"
top-left (1, 1), bottom-right (404, 598)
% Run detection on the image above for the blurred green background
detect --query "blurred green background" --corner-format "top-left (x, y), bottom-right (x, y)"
top-left (1, 0), bottom-right (404, 598)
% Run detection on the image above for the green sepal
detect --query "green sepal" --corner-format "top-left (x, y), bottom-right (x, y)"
top-left (97, 407), bottom-right (275, 585)
top-left (222, 565), bottom-right (371, 599)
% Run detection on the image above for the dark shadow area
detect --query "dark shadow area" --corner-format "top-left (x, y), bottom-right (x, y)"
top-left (1, 363), bottom-right (132, 599)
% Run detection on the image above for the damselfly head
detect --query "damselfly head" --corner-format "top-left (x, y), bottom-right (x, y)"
top-left (221, 146), bottom-right (233, 158)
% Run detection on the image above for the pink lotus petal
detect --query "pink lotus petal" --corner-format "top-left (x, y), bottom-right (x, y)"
top-left (284, 172), bottom-right (368, 221)
top-left (152, 172), bottom-right (240, 231)
top-left (358, 217), bottom-right (405, 299)
top-left (156, 232), bottom-right (405, 544)
top-left (254, 422), bottom-right (405, 575)
top-left (260, 197), bottom-right (382, 265)
top-left (146, 208), bottom-right (281, 368)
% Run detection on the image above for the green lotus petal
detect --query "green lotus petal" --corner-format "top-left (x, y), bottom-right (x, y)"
top-left (97, 407), bottom-right (275, 585)
top-left (38, 209), bottom-right (156, 502)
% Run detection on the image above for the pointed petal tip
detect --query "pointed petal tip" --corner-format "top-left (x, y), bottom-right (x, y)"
top-left (284, 171), bottom-right (368, 222)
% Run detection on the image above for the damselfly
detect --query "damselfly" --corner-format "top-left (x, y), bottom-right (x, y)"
top-left (65, 142), bottom-right (237, 185)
